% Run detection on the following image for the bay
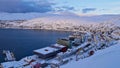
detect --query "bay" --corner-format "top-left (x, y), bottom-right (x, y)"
top-left (0, 29), bottom-right (71, 62)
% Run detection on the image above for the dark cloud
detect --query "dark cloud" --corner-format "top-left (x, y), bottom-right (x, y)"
top-left (0, 0), bottom-right (54, 13)
top-left (82, 8), bottom-right (96, 13)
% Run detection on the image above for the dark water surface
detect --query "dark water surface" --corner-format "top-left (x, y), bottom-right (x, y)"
top-left (0, 29), bottom-right (71, 62)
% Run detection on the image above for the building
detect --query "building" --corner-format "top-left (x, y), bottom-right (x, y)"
top-left (33, 44), bottom-right (67, 59)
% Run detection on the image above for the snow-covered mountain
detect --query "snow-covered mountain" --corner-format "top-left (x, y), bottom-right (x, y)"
top-left (0, 13), bottom-right (60, 20)
top-left (19, 13), bottom-right (120, 31)
top-left (0, 13), bottom-right (120, 30)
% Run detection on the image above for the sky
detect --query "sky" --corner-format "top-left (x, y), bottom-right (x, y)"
top-left (0, 0), bottom-right (120, 15)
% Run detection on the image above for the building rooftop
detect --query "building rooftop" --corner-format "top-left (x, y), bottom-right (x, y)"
top-left (33, 47), bottom-right (58, 55)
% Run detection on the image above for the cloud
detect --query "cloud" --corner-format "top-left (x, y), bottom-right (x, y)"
top-left (54, 6), bottom-right (75, 12)
top-left (0, 0), bottom-right (54, 13)
top-left (62, 6), bottom-right (75, 10)
top-left (82, 8), bottom-right (96, 13)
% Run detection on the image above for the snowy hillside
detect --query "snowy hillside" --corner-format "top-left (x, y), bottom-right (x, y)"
top-left (19, 15), bottom-right (89, 30)
top-left (62, 41), bottom-right (120, 68)
top-left (0, 13), bottom-right (59, 20)
top-left (18, 14), bottom-right (120, 31)
top-left (0, 13), bottom-right (120, 31)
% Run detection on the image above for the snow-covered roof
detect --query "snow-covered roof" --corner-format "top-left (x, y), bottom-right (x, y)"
top-left (52, 44), bottom-right (66, 48)
top-left (34, 47), bottom-right (58, 55)
top-left (1, 61), bottom-right (17, 68)
top-left (76, 42), bottom-right (89, 49)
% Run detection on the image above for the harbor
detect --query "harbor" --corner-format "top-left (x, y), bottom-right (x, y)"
top-left (0, 30), bottom-right (119, 68)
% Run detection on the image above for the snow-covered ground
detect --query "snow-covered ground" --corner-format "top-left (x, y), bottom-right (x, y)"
top-left (62, 40), bottom-right (120, 68)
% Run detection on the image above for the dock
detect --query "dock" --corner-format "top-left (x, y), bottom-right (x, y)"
top-left (3, 50), bottom-right (16, 61)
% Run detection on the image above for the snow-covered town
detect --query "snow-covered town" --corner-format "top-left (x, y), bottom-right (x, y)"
top-left (0, 0), bottom-right (120, 68)
top-left (0, 23), bottom-right (120, 68)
